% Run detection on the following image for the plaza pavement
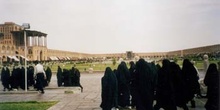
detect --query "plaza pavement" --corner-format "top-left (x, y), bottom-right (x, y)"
top-left (0, 72), bottom-right (207, 110)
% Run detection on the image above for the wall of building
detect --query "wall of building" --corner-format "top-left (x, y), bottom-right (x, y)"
top-left (0, 22), bottom-right (220, 62)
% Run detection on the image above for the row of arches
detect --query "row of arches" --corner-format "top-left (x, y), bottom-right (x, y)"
top-left (1, 45), bottom-right (16, 51)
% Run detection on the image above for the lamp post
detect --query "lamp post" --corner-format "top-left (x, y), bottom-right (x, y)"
top-left (22, 23), bottom-right (30, 92)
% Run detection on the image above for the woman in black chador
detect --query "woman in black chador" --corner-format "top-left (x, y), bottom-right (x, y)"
top-left (45, 66), bottom-right (52, 86)
top-left (154, 59), bottom-right (177, 110)
top-left (63, 69), bottom-right (71, 86)
top-left (116, 61), bottom-right (130, 108)
top-left (74, 68), bottom-right (83, 92)
top-left (129, 61), bottom-right (136, 108)
top-left (28, 65), bottom-right (35, 87)
top-left (204, 63), bottom-right (219, 110)
top-left (57, 66), bottom-right (63, 87)
top-left (170, 62), bottom-right (188, 110)
top-left (11, 66), bottom-right (20, 90)
top-left (182, 59), bottom-right (200, 108)
top-left (1, 64), bottom-right (10, 91)
top-left (135, 59), bottom-right (156, 110)
top-left (100, 67), bottom-right (118, 110)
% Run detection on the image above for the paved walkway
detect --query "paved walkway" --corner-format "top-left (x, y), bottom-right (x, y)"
top-left (0, 73), bottom-right (207, 110)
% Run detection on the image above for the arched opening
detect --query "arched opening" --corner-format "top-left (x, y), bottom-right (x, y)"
top-left (28, 49), bottom-right (32, 54)
top-left (40, 51), bottom-right (43, 61)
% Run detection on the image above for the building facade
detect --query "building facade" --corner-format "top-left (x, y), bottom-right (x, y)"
top-left (0, 22), bottom-right (219, 63)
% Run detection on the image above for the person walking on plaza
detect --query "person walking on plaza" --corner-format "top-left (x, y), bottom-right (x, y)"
top-left (204, 63), bottom-right (219, 110)
top-left (182, 59), bottom-right (200, 108)
top-left (129, 61), bottom-right (136, 108)
top-left (34, 60), bottom-right (46, 94)
top-left (191, 60), bottom-right (203, 98)
top-left (100, 67), bottom-right (118, 110)
top-left (170, 62), bottom-right (188, 110)
top-left (116, 61), bottom-right (130, 108)
top-left (1, 63), bottom-right (10, 91)
top-left (74, 68), bottom-right (83, 92)
top-left (28, 65), bottom-right (35, 86)
top-left (154, 59), bottom-right (177, 110)
top-left (203, 54), bottom-right (209, 74)
top-left (63, 68), bottom-right (71, 86)
top-left (135, 59), bottom-right (156, 110)
top-left (45, 66), bottom-right (52, 86)
top-left (57, 66), bottom-right (63, 87)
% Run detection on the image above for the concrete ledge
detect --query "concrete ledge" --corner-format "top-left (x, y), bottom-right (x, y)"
top-left (45, 87), bottom-right (81, 90)
top-left (0, 91), bottom-right (39, 94)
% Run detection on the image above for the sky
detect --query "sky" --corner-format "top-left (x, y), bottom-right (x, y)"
top-left (1, 0), bottom-right (220, 54)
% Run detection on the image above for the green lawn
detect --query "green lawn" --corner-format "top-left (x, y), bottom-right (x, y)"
top-left (0, 101), bottom-right (58, 110)
top-left (48, 62), bottom-right (119, 73)
top-left (46, 60), bottom-right (219, 73)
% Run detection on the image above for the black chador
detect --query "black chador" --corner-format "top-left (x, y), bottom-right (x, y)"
top-left (28, 66), bottom-right (35, 86)
top-left (63, 69), bottom-right (71, 86)
top-left (170, 62), bottom-right (188, 110)
top-left (1, 66), bottom-right (10, 91)
top-left (100, 67), bottom-right (118, 110)
top-left (70, 67), bottom-right (75, 86)
top-left (182, 59), bottom-right (200, 108)
top-left (116, 61), bottom-right (130, 108)
top-left (154, 59), bottom-right (177, 110)
top-left (45, 66), bottom-right (52, 86)
top-left (57, 66), bottom-right (63, 87)
top-left (135, 59), bottom-right (156, 110)
top-left (10, 67), bottom-right (20, 89)
top-left (74, 68), bottom-right (83, 92)
top-left (129, 61), bottom-right (136, 108)
top-left (20, 67), bottom-right (26, 90)
top-left (204, 63), bottom-right (219, 110)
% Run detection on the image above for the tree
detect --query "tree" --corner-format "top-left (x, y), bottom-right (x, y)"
top-left (112, 58), bottom-right (116, 66)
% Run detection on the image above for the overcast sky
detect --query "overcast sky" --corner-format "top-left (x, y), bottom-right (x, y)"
top-left (1, 0), bottom-right (220, 53)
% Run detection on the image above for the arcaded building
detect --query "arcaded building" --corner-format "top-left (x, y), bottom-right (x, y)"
top-left (0, 22), bottom-right (90, 63)
top-left (0, 22), bottom-right (48, 63)
top-left (0, 22), bottom-right (219, 63)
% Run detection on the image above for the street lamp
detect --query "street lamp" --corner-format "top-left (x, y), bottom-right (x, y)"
top-left (22, 23), bottom-right (30, 92)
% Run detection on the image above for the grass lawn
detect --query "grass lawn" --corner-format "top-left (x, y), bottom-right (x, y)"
top-left (46, 60), bottom-right (219, 73)
top-left (49, 62), bottom-right (119, 73)
top-left (0, 101), bottom-right (58, 110)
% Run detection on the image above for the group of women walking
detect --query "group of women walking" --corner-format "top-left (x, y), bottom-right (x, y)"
top-left (1, 63), bottom-right (52, 91)
top-left (56, 66), bottom-right (83, 92)
top-left (100, 58), bottom-right (219, 110)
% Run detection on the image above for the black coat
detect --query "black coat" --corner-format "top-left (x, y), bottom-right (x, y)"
top-left (45, 67), bottom-right (52, 82)
top-left (182, 59), bottom-right (200, 102)
top-left (100, 67), bottom-right (118, 110)
top-left (116, 62), bottom-right (130, 107)
top-left (1, 67), bottom-right (10, 89)
top-left (135, 59), bottom-right (156, 110)
top-left (204, 64), bottom-right (219, 110)
top-left (155, 59), bottom-right (177, 110)
top-left (57, 66), bottom-right (63, 87)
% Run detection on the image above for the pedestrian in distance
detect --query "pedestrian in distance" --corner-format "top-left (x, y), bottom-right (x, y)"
top-left (57, 66), bottom-right (63, 87)
top-left (34, 60), bottom-right (46, 94)
top-left (1, 63), bottom-right (10, 91)
top-left (45, 66), bottom-right (52, 86)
